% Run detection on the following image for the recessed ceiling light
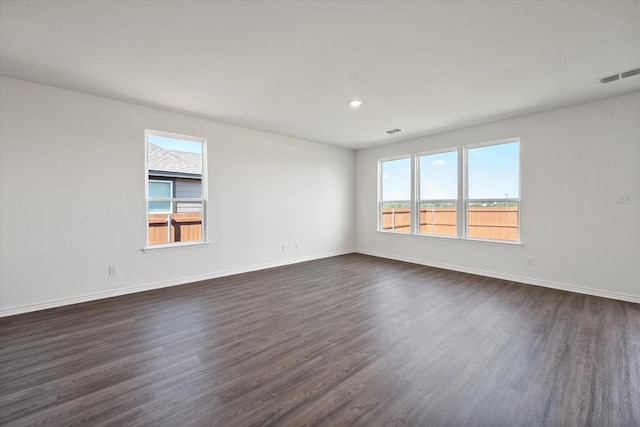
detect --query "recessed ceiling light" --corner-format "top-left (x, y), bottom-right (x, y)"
top-left (349, 99), bottom-right (363, 108)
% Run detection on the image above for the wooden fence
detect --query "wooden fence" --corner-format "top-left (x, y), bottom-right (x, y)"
top-left (149, 207), bottom-right (518, 245)
top-left (148, 213), bottom-right (203, 245)
top-left (382, 206), bottom-right (518, 240)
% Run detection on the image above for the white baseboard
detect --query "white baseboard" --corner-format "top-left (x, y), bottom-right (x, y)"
top-left (356, 249), bottom-right (640, 304)
top-left (3, 248), bottom-right (636, 317)
top-left (0, 249), bottom-right (354, 317)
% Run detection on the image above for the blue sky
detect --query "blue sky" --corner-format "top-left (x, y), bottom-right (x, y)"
top-left (382, 141), bottom-right (519, 201)
top-left (468, 142), bottom-right (519, 199)
top-left (382, 157), bottom-right (411, 200)
top-left (420, 151), bottom-right (457, 200)
top-left (148, 134), bottom-right (202, 154)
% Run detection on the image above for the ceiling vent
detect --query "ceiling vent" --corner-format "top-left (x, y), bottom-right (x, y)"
top-left (621, 68), bottom-right (640, 79)
top-left (598, 67), bottom-right (640, 84)
top-left (599, 74), bottom-right (620, 84)
top-left (385, 128), bottom-right (404, 135)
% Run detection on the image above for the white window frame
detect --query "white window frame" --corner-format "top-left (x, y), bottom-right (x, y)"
top-left (416, 148), bottom-right (458, 238)
top-left (463, 138), bottom-right (521, 244)
top-left (144, 129), bottom-right (208, 252)
top-left (378, 155), bottom-right (413, 234)
top-left (376, 137), bottom-right (522, 246)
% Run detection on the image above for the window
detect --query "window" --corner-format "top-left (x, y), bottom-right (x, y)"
top-left (145, 130), bottom-right (207, 248)
top-left (466, 139), bottom-right (520, 241)
top-left (377, 138), bottom-right (521, 243)
top-left (379, 157), bottom-right (412, 233)
top-left (417, 150), bottom-right (457, 236)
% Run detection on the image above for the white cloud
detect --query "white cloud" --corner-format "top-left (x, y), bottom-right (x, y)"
top-left (431, 159), bottom-right (446, 166)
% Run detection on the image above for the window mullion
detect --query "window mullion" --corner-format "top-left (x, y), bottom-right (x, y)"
top-left (411, 155), bottom-right (416, 234)
top-left (459, 147), bottom-right (466, 239)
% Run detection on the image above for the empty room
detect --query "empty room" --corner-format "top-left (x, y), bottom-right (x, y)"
top-left (1, 1), bottom-right (639, 426)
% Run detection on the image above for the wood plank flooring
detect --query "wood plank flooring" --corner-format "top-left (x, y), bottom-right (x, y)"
top-left (1, 254), bottom-right (639, 426)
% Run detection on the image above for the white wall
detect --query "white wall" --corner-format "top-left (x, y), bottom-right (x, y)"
top-left (355, 92), bottom-right (640, 302)
top-left (0, 76), bottom-right (355, 316)
top-left (2, 77), bottom-right (638, 316)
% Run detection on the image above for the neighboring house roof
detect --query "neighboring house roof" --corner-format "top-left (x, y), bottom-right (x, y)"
top-left (148, 143), bottom-right (202, 178)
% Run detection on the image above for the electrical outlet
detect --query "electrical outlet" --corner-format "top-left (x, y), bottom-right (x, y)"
top-left (281, 244), bottom-right (286, 252)
top-left (295, 242), bottom-right (299, 250)
top-left (108, 265), bottom-right (118, 275)
top-left (526, 258), bottom-right (534, 267)
top-left (616, 194), bottom-right (631, 204)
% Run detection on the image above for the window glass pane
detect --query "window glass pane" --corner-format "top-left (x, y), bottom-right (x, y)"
top-left (147, 134), bottom-right (203, 191)
top-left (468, 201), bottom-right (519, 241)
top-left (419, 151), bottom-right (457, 200)
top-left (148, 134), bottom-right (203, 156)
top-left (381, 158), bottom-right (411, 201)
top-left (380, 157), bottom-right (411, 233)
top-left (419, 201), bottom-right (456, 235)
top-left (148, 181), bottom-right (172, 213)
top-left (149, 181), bottom-right (172, 198)
top-left (381, 202), bottom-right (411, 233)
top-left (148, 202), bottom-right (204, 245)
top-left (468, 142), bottom-right (519, 199)
top-left (467, 140), bottom-right (520, 241)
top-left (148, 201), bottom-right (171, 213)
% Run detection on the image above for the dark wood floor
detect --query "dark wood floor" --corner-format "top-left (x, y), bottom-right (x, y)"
top-left (1, 254), bottom-right (639, 426)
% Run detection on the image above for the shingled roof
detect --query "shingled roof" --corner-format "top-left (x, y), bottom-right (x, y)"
top-left (147, 142), bottom-right (202, 178)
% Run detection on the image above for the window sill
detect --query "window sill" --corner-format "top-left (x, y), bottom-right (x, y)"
top-left (376, 230), bottom-right (413, 236)
top-left (375, 231), bottom-right (524, 248)
top-left (462, 238), bottom-right (524, 248)
top-left (143, 241), bottom-right (210, 253)
top-left (415, 233), bottom-right (459, 241)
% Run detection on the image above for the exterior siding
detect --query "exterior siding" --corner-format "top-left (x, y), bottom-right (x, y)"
top-left (176, 178), bottom-right (202, 213)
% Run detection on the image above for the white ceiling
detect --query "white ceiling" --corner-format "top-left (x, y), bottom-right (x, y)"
top-left (1, 1), bottom-right (639, 150)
